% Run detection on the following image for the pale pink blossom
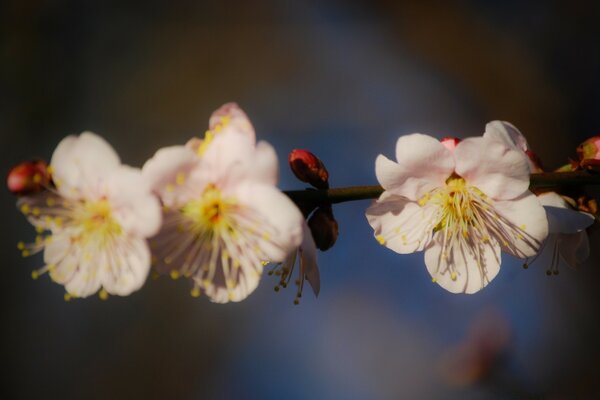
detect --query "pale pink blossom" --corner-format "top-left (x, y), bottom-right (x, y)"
top-left (366, 132), bottom-right (548, 293)
top-left (17, 132), bottom-right (161, 298)
top-left (143, 105), bottom-right (303, 303)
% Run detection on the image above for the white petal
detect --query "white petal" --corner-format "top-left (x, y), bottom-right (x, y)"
top-left (375, 134), bottom-right (454, 200)
top-left (483, 121), bottom-right (530, 152)
top-left (366, 193), bottom-right (437, 254)
top-left (299, 222), bottom-right (320, 296)
top-left (101, 237), bottom-right (151, 296)
top-left (142, 145), bottom-right (200, 207)
top-left (233, 182), bottom-right (303, 262)
top-left (491, 192), bottom-right (549, 258)
top-left (200, 256), bottom-right (262, 304)
top-left (209, 102), bottom-right (256, 142)
top-left (50, 132), bottom-right (120, 198)
top-left (249, 141), bottom-right (278, 185)
top-left (200, 131), bottom-right (257, 188)
top-left (455, 136), bottom-right (530, 200)
top-left (537, 192), bottom-right (595, 234)
top-left (106, 166), bottom-right (162, 238)
top-left (425, 233), bottom-right (501, 294)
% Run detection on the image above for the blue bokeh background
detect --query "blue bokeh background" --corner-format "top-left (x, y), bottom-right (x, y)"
top-left (2, 1), bottom-right (600, 399)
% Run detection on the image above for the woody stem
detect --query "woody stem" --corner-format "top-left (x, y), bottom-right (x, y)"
top-left (284, 171), bottom-right (600, 206)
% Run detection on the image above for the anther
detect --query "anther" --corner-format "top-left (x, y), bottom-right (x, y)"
top-left (99, 289), bottom-right (109, 300)
top-left (170, 270), bottom-right (180, 280)
top-left (522, 263), bottom-right (528, 269)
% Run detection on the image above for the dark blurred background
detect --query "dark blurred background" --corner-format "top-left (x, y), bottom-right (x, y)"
top-left (2, 1), bottom-right (600, 399)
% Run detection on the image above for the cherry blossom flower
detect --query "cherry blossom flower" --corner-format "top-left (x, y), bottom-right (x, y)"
top-left (143, 104), bottom-right (303, 303)
top-left (530, 192), bottom-right (593, 274)
top-left (17, 132), bottom-right (161, 299)
top-left (366, 132), bottom-right (548, 293)
top-left (483, 121), bottom-right (595, 273)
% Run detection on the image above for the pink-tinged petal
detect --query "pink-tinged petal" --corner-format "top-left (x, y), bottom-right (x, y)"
top-left (366, 193), bottom-right (437, 254)
top-left (202, 263), bottom-right (261, 304)
top-left (209, 102), bottom-right (256, 142)
top-left (537, 192), bottom-right (594, 234)
top-left (299, 223), bottom-right (320, 296)
top-left (559, 231), bottom-right (590, 269)
top-left (199, 131), bottom-right (257, 187)
top-left (492, 192), bottom-right (548, 258)
top-left (234, 182), bottom-right (303, 262)
top-left (375, 134), bottom-right (454, 200)
top-left (106, 166), bottom-right (162, 238)
top-left (483, 121), bottom-right (543, 173)
top-left (249, 141), bottom-right (278, 185)
top-left (142, 145), bottom-right (200, 206)
top-left (44, 229), bottom-right (71, 266)
top-left (101, 237), bottom-right (151, 296)
top-left (58, 241), bottom-right (103, 298)
top-left (50, 132), bottom-right (120, 198)
top-left (455, 136), bottom-right (530, 200)
top-left (425, 233), bottom-right (501, 294)
top-left (483, 121), bottom-right (530, 152)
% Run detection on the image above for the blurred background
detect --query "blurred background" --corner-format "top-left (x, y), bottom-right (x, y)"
top-left (2, 1), bottom-right (600, 399)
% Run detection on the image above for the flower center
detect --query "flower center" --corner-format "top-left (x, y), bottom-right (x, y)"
top-left (181, 184), bottom-right (236, 231)
top-left (431, 176), bottom-right (488, 234)
top-left (75, 198), bottom-right (123, 243)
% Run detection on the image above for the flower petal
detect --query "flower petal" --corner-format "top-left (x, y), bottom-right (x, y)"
top-left (142, 145), bottom-right (200, 207)
top-left (299, 222), bottom-right (320, 296)
top-left (425, 233), bottom-right (501, 294)
top-left (50, 132), bottom-right (120, 198)
top-left (209, 102), bottom-right (256, 142)
top-left (233, 182), bottom-right (303, 262)
top-left (106, 166), bottom-right (162, 238)
top-left (455, 136), bottom-right (530, 200)
top-left (375, 134), bottom-right (454, 200)
top-left (491, 192), bottom-right (548, 258)
top-left (483, 121), bottom-right (530, 152)
top-left (366, 193), bottom-right (437, 253)
top-left (537, 192), bottom-right (595, 234)
top-left (101, 237), bottom-right (151, 296)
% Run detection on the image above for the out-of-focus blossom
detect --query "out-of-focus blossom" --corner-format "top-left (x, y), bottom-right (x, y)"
top-left (16, 132), bottom-right (161, 299)
top-left (270, 221), bottom-right (320, 304)
top-left (288, 149), bottom-right (329, 189)
top-left (7, 160), bottom-right (51, 195)
top-left (532, 192), bottom-right (594, 275)
top-left (439, 310), bottom-right (511, 387)
top-left (143, 104), bottom-right (303, 303)
top-left (366, 131), bottom-right (548, 293)
top-left (577, 136), bottom-right (600, 162)
top-left (483, 121), bottom-right (596, 273)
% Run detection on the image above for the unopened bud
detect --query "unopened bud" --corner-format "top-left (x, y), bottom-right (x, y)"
top-left (577, 136), bottom-right (600, 161)
top-left (308, 206), bottom-right (338, 251)
top-left (288, 149), bottom-right (329, 189)
top-left (440, 137), bottom-right (461, 152)
top-left (7, 160), bottom-right (50, 195)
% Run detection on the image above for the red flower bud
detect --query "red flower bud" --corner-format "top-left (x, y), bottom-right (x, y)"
top-left (288, 149), bottom-right (329, 189)
top-left (7, 160), bottom-right (50, 195)
top-left (577, 136), bottom-right (600, 161)
top-left (308, 206), bottom-right (338, 251)
top-left (440, 137), bottom-right (461, 152)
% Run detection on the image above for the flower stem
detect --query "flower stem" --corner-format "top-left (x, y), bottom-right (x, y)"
top-left (285, 170), bottom-right (600, 206)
